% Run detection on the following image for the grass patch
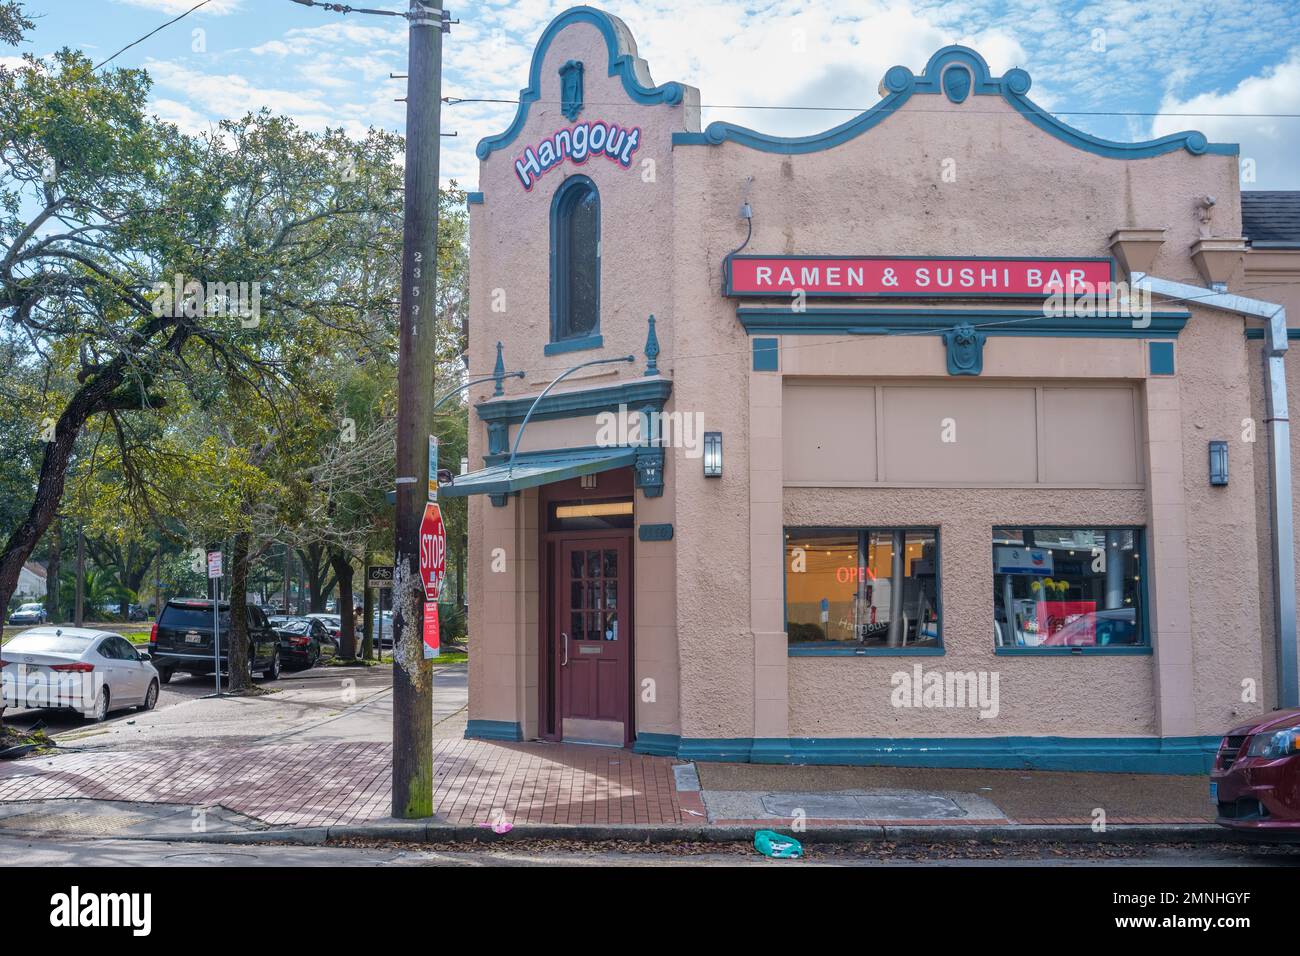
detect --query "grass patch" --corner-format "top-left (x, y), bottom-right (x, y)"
top-left (0, 725), bottom-right (56, 757)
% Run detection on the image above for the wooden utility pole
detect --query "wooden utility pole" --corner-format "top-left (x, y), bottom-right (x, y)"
top-left (392, 0), bottom-right (445, 819)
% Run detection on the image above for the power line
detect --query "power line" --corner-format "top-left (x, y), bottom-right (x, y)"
top-left (442, 96), bottom-right (1300, 121)
top-left (93, 0), bottom-right (216, 71)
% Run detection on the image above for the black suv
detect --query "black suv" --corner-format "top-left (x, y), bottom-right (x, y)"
top-left (149, 599), bottom-right (282, 683)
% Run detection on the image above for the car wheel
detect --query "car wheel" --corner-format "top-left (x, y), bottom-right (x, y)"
top-left (83, 687), bottom-right (110, 722)
top-left (140, 680), bottom-right (159, 711)
top-left (263, 649), bottom-right (281, 681)
top-left (157, 667), bottom-right (173, 685)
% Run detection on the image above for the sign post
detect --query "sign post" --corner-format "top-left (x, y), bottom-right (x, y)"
top-left (207, 549), bottom-right (223, 698)
top-left (367, 564), bottom-right (393, 659)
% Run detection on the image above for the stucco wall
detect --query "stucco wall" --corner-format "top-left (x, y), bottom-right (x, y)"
top-left (466, 8), bottom-right (1292, 749)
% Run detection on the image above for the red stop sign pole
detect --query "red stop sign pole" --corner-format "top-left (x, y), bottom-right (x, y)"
top-left (419, 502), bottom-right (446, 602)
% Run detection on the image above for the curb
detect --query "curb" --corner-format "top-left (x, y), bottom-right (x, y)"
top-left (165, 820), bottom-right (1262, 847)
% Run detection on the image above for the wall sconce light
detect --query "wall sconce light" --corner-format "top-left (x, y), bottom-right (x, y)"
top-left (1209, 440), bottom-right (1229, 486)
top-left (703, 432), bottom-right (723, 477)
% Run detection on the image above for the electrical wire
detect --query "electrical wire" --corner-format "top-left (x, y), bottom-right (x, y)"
top-left (93, 0), bottom-right (216, 71)
top-left (442, 96), bottom-right (1300, 121)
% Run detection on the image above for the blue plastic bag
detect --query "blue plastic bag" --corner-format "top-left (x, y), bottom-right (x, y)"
top-left (753, 829), bottom-right (803, 859)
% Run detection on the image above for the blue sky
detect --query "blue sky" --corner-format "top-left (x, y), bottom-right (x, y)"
top-left (10, 0), bottom-right (1300, 189)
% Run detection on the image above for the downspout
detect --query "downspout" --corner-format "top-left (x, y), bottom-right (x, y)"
top-left (1132, 272), bottom-right (1298, 709)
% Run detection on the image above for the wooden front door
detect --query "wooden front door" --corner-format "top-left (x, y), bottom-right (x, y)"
top-left (555, 534), bottom-right (630, 744)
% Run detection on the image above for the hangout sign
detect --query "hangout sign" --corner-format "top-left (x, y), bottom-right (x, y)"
top-left (514, 120), bottom-right (642, 190)
top-left (725, 255), bottom-right (1114, 298)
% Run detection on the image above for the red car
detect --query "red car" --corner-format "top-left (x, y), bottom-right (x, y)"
top-left (1211, 707), bottom-right (1300, 832)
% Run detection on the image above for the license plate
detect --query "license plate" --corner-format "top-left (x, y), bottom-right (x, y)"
top-left (1209, 782), bottom-right (1218, 803)
top-left (185, 632), bottom-right (202, 644)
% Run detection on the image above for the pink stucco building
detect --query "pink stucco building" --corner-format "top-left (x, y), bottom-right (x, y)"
top-left (445, 6), bottom-right (1300, 772)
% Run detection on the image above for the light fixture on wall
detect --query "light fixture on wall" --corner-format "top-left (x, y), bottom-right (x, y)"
top-left (703, 432), bottom-right (723, 478)
top-left (1209, 440), bottom-right (1229, 486)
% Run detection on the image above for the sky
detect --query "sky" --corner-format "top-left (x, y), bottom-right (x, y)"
top-left (8, 0), bottom-right (1300, 190)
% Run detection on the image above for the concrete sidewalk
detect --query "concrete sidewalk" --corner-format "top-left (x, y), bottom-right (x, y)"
top-left (0, 658), bottom-right (1235, 842)
top-left (0, 736), bottom-right (1226, 840)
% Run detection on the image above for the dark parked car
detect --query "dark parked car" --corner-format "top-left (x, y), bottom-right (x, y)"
top-left (270, 616), bottom-right (328, 670)
top-left (148, 599), bottom-right (281, 683)
top-left (1211, 707), bottom-right (1300, 833)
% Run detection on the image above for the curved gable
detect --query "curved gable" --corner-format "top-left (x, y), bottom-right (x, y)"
top-left (672, 44), bottom-right (1238, 159)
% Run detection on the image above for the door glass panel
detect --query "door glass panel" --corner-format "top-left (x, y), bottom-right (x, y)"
top-left (588, 581), bottom-right (601, 611)
top-left (570, 581), bottom-right (583, 609)
top-left (570, 612), bottom-right (583, 642)
top-left (604, 611), bottom-right (618, 641)
top-left (603, 582), bottom-right (617, 610)
top-left (603, 550), bottom-right (617, 577)
top-left (570, 550), bottom-right (584, 577)
top-left (586, 550), bottom-right (600, 577)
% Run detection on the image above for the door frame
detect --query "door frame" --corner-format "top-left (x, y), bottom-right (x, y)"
top-left (537, 471), bottom-right (635, 746)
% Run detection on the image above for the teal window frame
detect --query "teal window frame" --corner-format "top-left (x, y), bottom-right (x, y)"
top-left (991, 526), bottom-right (1151, 656)
top-left (783, 525), bottom-right (944, 656)
top-left (548, 174), bottom-right (602, 354)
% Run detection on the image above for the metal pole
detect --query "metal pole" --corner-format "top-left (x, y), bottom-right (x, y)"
top-left (212, 553), bottom-right (221, 699)
top-left (74, 525), bottom-right (84, 627)
top-left (392, 0), bottom-right (446, 819)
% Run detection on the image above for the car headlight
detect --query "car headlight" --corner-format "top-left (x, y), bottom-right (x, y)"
top-left (1246, 728), bottom-right (1300, 758)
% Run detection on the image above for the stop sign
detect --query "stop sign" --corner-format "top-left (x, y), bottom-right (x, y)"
top-left (419, 502), bottom-right (446, 602)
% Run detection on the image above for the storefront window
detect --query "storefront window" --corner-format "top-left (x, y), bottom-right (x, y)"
top-left (785, 528), bottom-right (941, 649)
top-left (992, 528), bottom-right (1146, 649)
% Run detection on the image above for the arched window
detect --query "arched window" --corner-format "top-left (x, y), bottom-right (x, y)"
top-left (549, 175), bottom-right (601, 351)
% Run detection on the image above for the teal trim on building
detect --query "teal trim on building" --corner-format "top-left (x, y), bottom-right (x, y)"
top-left (465, 719), bottom-right (523, 742)
top-left (632, 732), bottom-right (681, 756)
top-left (476, 6), bottom-right (687, 161)
top-left (442, 447), bottom-right (638, 498)
top-left (737, 307), bottom-right (1190, 338)
top-left (1149, 340), bottom-right (1176, 375)
top-left (995, 646), bottom-right (1153, 656)
top-left (650, 734), bottom-right (1220, 774)
top-left (476, 377), bottom-right (673, 427)
top-left (752, 337), bottom-right (779, 370)
top-left (544, 333), bottom-right (604, 356)
top-left (1244, 328), bottom-right (1300, 339)
top-left (789, 645), bottom-right (946, 657)
top-left (672, 45), bottom-right (1236, 160)
top-left (466, 191), bottom-right (484, 205)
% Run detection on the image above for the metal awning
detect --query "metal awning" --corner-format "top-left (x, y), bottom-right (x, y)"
top-left (439, 447), bottom-right (638, 498)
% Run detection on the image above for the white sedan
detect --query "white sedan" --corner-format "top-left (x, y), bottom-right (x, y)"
top-left (1, 626), bottom-right (160, 721)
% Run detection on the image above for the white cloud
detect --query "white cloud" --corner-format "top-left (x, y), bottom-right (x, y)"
top-left (112, 0), bottom-right (243, 13)
top-left (1153, 49), bottom-right (1300, 190)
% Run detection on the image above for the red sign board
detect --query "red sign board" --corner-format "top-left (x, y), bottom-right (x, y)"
top-left (726, 256), bottom-right (1112, 298)
top-left (418, 502), bottom-right (446, 602)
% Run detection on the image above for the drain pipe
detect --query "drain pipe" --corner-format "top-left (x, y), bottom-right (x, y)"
top-left (1132, 272), bottom-right (1298, 709)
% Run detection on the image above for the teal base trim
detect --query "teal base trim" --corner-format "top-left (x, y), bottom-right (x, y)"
top-left (465, 719), bottom-right (523, 742)
top-left (544, 333), bottom-right (603, 356)
top-left (789, 644), bottom-right (945, 656)
top-left (466, 191), bottom-right (484, 205)
top-left (632, 732), bottom-right (681, 756)
top-left (995, 646), bottom-right (1153, 656)
top-left (654, 735), bottom-right (1221, 774)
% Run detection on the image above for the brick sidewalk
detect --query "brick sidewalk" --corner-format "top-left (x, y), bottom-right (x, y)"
top-left (0, 739), bottom-right (683, 829)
